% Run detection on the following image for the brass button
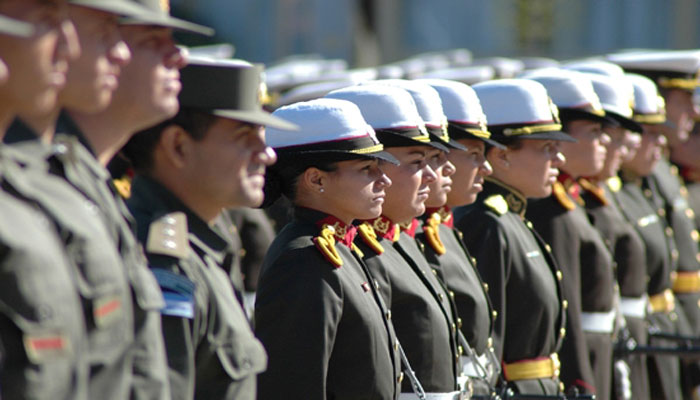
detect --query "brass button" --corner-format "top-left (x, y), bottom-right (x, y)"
top-left (665, 227), bottom-right (674, 237)
top-left (556, 270), bottom-right (563, 281)
top-left (457, 317), bottom-right (463, 329)
top-left (471, 257), bottom-right (477, 265)
top-left (394, 340), bottom-right (400, 351)
top-left (560, 328), bottom-right (566, 338)
top-left (438, 293), bottom-right (444, 301)
top-left (483, 283), bottom-right (489, 292)
top-left (692, 230), bottom-right (700, 243)
top-left (418, 242), bottom-right (425, 252)
top-left (487, 337), bottom-right (493, 348)
top-left (672, 249), bottom-right (679, 260)
top-left (385, 310), bottom-right (392, 320)
top-left (644, 189), bottom-right (653, 198)
top-left (451, 323), bottom-right (457, 333)
top-left (686, 208), bottom-right (695, 219)
top-left (398, 372), bottom-right (404, 383)
top-left (449, 291), bottom-right (455, 299)
top-left (545, 244), bottom-right (552, 253)
top-left (374, 280), bottom-right (380, 290)
top-left (658, 208), bottom-right (666, 217)
top-left (492, 310), bottom-right (498, 319)
top-left (562, 300), bottom-right (568, 310)
top-left (458, 346), bottom-right (464, 356)
top-left (526, 221), bottom-right (534, 229)
top-left (432, 268), bottom-right (438, 276)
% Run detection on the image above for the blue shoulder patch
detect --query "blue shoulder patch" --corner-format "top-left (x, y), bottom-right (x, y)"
top-left (151, 268), bottom-right (195, 319)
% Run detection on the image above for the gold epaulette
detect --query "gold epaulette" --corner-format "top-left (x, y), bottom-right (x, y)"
top-left (423, 213), bottom-right (446, 255)
top-left (113, 176), bottom-right (132, 199)
top-left (552, 181), bottom-right (576, 211)
top-left (358, 222), bottom-right (384, 255)
top-left (484, 194), bottom-right (508, 215)
top-left (578, 178), bottom-right (609, 206)
top-left (313, 225), bottom-right (343, 268)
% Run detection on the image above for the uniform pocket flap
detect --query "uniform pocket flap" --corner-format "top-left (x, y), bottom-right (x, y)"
top-left (216, 338), bottom-right (267, 381)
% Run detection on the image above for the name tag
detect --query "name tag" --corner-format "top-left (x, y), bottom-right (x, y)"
top-left (526, 250), bottom-right (541, 258)
top-left (151, 269), bottom-right (195, 319)
top-left (638, 214), bottom-right (659, 227)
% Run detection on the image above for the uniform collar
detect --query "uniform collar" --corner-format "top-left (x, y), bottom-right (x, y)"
top-left (55, 110), bottom-right (97, 156)
top-left (363, 215), bottom-right (400, 242)
top-left (314, 214), bottom-right (357, 248)
top-left (578, 177), bottom-right (609, 206)
top-left (558, 172), bottom-right (582, 202)
top-left (424, 206), bottom-right (454, 228)
top-left (130, 175), bottom-right (230, 253)
top-left (619, 168), bottom-right (643, 186)
top-left (399, 218), bottom-right (420, 238)
top-left (482, 177), bottom-right (528, 217)
top-left (4, 117), bottom-right (40, 144)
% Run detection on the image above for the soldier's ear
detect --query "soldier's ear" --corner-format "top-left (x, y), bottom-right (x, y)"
top-left (299, 167), bottom-right (325, 195)
top-left (487, 146), bottom-right (511, 170)
top-left (158, 124), bottom-right (190, 169)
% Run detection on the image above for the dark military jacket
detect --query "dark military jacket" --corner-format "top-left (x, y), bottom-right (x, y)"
top-left (128, 175), bottom-right (267, 400)
top-left (5, 121), bottom-right (137, 400)
top-left (226, 207), bottom-right (275, 292)
top-left (455, 178), bottom-right (565, 396)
top-left (647, 159), bottom-right (700, 336)
top-left (0, 148), bottom-right (88, 400)
top-left (255, 208), bottom-right (401, 400)
top-left (416, 207), bottom-right (494, 357)
top-left (355, 216), bottom-right (460, 393)
top-left (615, 170), bottom-right (681, 400)
top-left (5, 114), bottom-right (171, 400)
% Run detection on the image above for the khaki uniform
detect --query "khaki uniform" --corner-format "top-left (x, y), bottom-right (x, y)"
top-left (456, 178), bottom-right (566, 396)
top-left (0, 148), bottom-right (88, 400)
top-left (5, 119), bottom-right (138, 400)
top-left (53, 113), bottom-right (171, 400)
top-left (255, 208), bottom-right (401, 399)
top-left (128, 175), bottom-right (267, 400)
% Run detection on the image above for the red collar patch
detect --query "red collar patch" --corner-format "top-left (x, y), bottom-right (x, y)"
top-left (425, 206), bottom-right (453, 228)
top-left (399, 218), bottom-right (420, 238)
top-left (364, 215), bottom-right (399, 242)
top-left (316, 215), bottom-right (357, 248)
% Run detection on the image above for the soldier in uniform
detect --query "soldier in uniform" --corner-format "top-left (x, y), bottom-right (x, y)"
top-left (123, 58), bottom-right (295, 400)
top-left (610, 51), bottom-right (700, 397)
top-left (255, 98), bottom-right (403, 399)
top-left (523, 70), bottom-right (616, 399)
top-left (570, 71), bottom-right (650, 400)
top-left (0, 5), bottom-right (89, 400)
top-left (417, 78), bottom-right (503, 397)
top-left (458, 79), bottom-right (570, 397)
top-left (326, 83), bottom-right (464, 399)
top-left (613, 73), bottom-right (682, 400)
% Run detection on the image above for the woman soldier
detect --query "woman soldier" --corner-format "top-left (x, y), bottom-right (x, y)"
top-left (456, 79), bottom-right (570, 397)
top-left (254, 98), bottom-right (403, 400)
top-left (327, 84), bottom-right (464, 399)
top-left (613, 73), bottom-right (683, 400)
top-left (415, 78), bottom-right (503, 396)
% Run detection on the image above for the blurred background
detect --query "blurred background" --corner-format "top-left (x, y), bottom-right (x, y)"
top-left (172, 0), bottom-right (700, 66)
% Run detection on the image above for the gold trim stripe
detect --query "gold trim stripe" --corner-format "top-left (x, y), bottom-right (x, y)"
top-left (503, 123), bottom-right (562, 137)
top-left (466, 129), bottom-right (491, 139)
top-left (349, 144), bottom-right (384, 154)
top-left (503, 353), bottom-right (560, 381)
top-left (413, 133), bottom-right (431, 143)
top-left (633, 113), bottom-right (666, 124)
top-left (671, 271), bottom-right (700, 294)
top-left (658, 77), bottom-right (699, 90)
top-left (649, 289), bottom-right (675, 313)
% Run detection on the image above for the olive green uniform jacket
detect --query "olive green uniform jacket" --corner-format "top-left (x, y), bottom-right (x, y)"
top-left (0, 148), bottom-right (88, 400)
top-left (128, 175), bottom-right (267, 400)
top-left (255, 208), bottom-right (401, 399)
top-left (455, 178), bottom-right (566, 396)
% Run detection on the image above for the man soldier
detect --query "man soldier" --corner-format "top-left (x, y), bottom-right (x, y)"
top-left (3, 1), bottom-right (211, 398)
top-left (416, 78), bottom-right (503, 397)
top-left (0, 4), bottom-right (89, 399)
top-left (609, 50), bottom-right (700, 397)
top-left (522, 70), bottom-right (616, 399)
top-left (327, 84), bottom-right (464, 398)
top-left (123, 58), bottom-right (296, 400)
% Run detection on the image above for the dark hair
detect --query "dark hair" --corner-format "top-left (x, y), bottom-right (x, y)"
top-left (122, 107), bottom-right (217, 173)
top-left (485, 137), bottom-right (524, 154)
top-left (261, 153), bottom-right (340, 208)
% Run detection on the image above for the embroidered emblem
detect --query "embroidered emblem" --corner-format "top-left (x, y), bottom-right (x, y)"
top-left (424, 213), bottom-right (446, 255)
top-left (358, 222), bottom-right (384, 254)
top-left (372, 217), bottom-right (391, 236)
top-left (313, 225), bottom-right (343, 268)
top-left (552, 181), bottom-right (576, 211)
top-left (505, 193), bottom-right (525, 215)
top-left (484, 194), bottom-right (508, 215)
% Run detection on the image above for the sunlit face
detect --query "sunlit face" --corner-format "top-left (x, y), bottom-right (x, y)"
top-left (489, 139), bottom-right (564, 199)
top-left (59, 5), bottom-right (131, 112)
top-left (424, 148), bottom-right (455, 208)
top-left (621, 124), bottom-right (666, 177)
top-left (110, 25), bottom-right (186, 127)
top-left (662, 88), bottom-right (698, 147)
top-left (446, 138), bottom-right (492, 207)
top-left (560, 119), bottom-right (609, 178)
top-left (319, 158), bottom-right (392, 223)
top-left (183, 118), bottom-right (276, 210)
top-left (0, 0), bottom-right (80, 116)
top-left (381, 145), bottom-right (437, 223)
top-left (596, 125), bottom-right (631, 180)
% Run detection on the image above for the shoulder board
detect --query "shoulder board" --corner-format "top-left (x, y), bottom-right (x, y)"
top-left (313, 225), bottom-right (343, 268)
top-left (484, 194), bottom-right (508, 215)
top-left (552, 181), bottom-right (576, 211)
top-left (578, 178), bottom-right (608, 206)
top-left (146, 212), bottom-right (190, 259)
top-left (358, 222), bottom-right (385, 255)
top-left (606, 176), bottom-right (622, 193)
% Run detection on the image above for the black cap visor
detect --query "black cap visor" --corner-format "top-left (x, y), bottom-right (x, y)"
top-left (375, 127), bottom-right (447, 151)
top-left (447, 123), bottom-right (506, 149)
top-left (606, 111), bottom-right (643, 133)
top-left (558, 108), bottom-right (615, 126)
top-left (273, 134), bottom-right (400, 165)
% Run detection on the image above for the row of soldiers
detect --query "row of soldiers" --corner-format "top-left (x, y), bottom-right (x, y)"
top-left (3, 1), bottom-right (700, 400)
